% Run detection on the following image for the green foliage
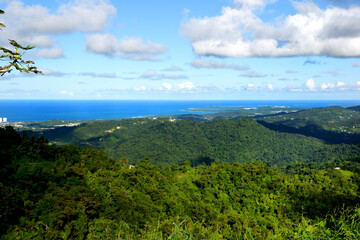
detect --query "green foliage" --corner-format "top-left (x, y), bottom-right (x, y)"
top-left (42, 117), bottom-right (360, 167)
top-left (0, 10), bottom-right (41, 75)
top-left (1, 127), bottom-right (360, 239)
top-left (260, 106), bottom-right (360, 139)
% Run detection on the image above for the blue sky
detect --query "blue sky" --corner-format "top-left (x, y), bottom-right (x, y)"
top-left (0, 0), bottom-right (360, 100)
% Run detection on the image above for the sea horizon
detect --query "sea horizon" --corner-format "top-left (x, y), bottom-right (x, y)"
top-left (1, 99), bottom-right (360, 122)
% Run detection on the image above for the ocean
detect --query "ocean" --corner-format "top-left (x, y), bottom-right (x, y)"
top-left (1, 100), bottom-right (360, 122)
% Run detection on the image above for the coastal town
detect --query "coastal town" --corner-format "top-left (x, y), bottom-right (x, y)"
top-left (0, 118), bottom-right (81, 131)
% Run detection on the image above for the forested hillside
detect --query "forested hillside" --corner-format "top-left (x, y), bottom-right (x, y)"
top-left (41, 117), bottom-right (360, 167)
top-left (260, 106), bottom-right (360, 134)
top-left (348, 105), bottom-right (360, 112)
top-left (1, 126), bottom-right (360, 239)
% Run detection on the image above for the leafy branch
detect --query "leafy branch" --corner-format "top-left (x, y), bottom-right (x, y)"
top-left (0, 10), bottom-right (41, 76)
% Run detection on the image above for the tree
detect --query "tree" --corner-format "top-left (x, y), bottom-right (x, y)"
top-left (0, 10), bottom-right (41, 76)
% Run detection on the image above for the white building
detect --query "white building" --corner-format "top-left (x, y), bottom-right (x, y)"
top-left (3, 118), bottom-right (7, 123)
top-left (0, 118), bottom-right (2, 123)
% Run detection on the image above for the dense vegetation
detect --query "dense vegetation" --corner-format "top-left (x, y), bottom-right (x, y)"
top-left (40, 116), bottom-right (360, 167)
top-left (1, 126), bottom-right (360, 239)
top-left (259, 107), bottom-right (360, 143)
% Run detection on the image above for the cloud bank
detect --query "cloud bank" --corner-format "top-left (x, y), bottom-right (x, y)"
top-left (0, 0), bottom-right (116, 59)
top-left (181, 0), bottom-right (360, 57)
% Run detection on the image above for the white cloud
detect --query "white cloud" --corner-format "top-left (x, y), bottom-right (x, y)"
top-left (267, 83), bottom-right (274, 90)
top-left (130, 81), bottom-right (220, 94)
top-left (141, 70), bottom-right (157, 79)
top-left (177, 82), bottom-right (195, 90)
top-left (241, 82), bottom-right (275, 91)
top-left (284, 79), bottom-right (360, 92)
top-left (35, 48), bottom-right (64, 59)
top-left (162, 66), bottom-right (184, 72)
top-left (305, 78), bottom-right (316, 91)
top-left (241, 71), bottom-right (267, 78)
top-left (80, 72), bottom-right (118, 78)
top-left (336, 81), bottom-right (345, 87)
top-left (133, 86), bottom-right (147, 92)
top-left (233, 0), bottom-right (273, 9)
top-left (191, 58), bottom-right (248, 71)
top-left (181, 0), bottom-right (360, 57)
top-left (86, 34), bottom-right (167, 60)
top-left (162, 82), bottom-right (172, 90)
top-left (286, 83), bottom-right (304, 92)
top-left (0, 0), bottom-right (116, 52)
top-left (320, 82), bottom-right (335, 90)
top-left (243, 83), bottom-right (258, 91)
top-left (160, 74), bottom-right (189, 80)
top-left (40, 68), bottom-right (67, 77)
top-left (59, 90), bottom-right (74, 96)
top-left (353, 62), bottom-right (360, 67)
top-left (140, 70), bottom-right (188, 80)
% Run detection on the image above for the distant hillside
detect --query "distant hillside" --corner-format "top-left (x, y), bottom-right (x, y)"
top-left (258, 106), bottom-right (360, 143)
top-left (348, 105), bottom-right (360, 112)
top-left (42, 117), bottom-right (360, 167)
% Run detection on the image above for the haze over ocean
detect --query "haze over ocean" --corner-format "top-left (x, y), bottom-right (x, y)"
top-left (0, 100), bottom-right (360, 122)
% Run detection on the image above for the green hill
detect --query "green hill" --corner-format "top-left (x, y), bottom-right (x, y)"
top-left (348, 105), bottom-right (360, 112)
top-left (258, 106), bottom-right (360, 144)
top-left (41, 117), bottom-right (360, 167)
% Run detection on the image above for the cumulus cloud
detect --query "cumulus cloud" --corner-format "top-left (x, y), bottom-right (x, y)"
top-left (180, 0), bottom-right (360, 57)
top-left (0, 0), bottom-right (116, 58)
top-left (191, 59), bottom-right (248, 70)
top-left (86, 34), bottom-right (167, 61)
top-left (305, 78), bottom-right (316, 91)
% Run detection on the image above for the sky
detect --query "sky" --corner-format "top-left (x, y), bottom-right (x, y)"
top-left (0, 0), bottom-right (360, 100)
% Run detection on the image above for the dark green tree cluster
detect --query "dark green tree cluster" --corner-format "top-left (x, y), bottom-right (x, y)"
top-left (1, 126), bottom-right (360, 239)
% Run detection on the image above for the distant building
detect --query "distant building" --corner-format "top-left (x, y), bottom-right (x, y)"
top-left (3, 118), bottom-right (7, 123)
top-left (0, 118), bottom-right (2, 123)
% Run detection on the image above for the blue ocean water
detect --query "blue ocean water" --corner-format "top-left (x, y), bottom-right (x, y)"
top-left (0, 100), bottom-right (360, 122)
